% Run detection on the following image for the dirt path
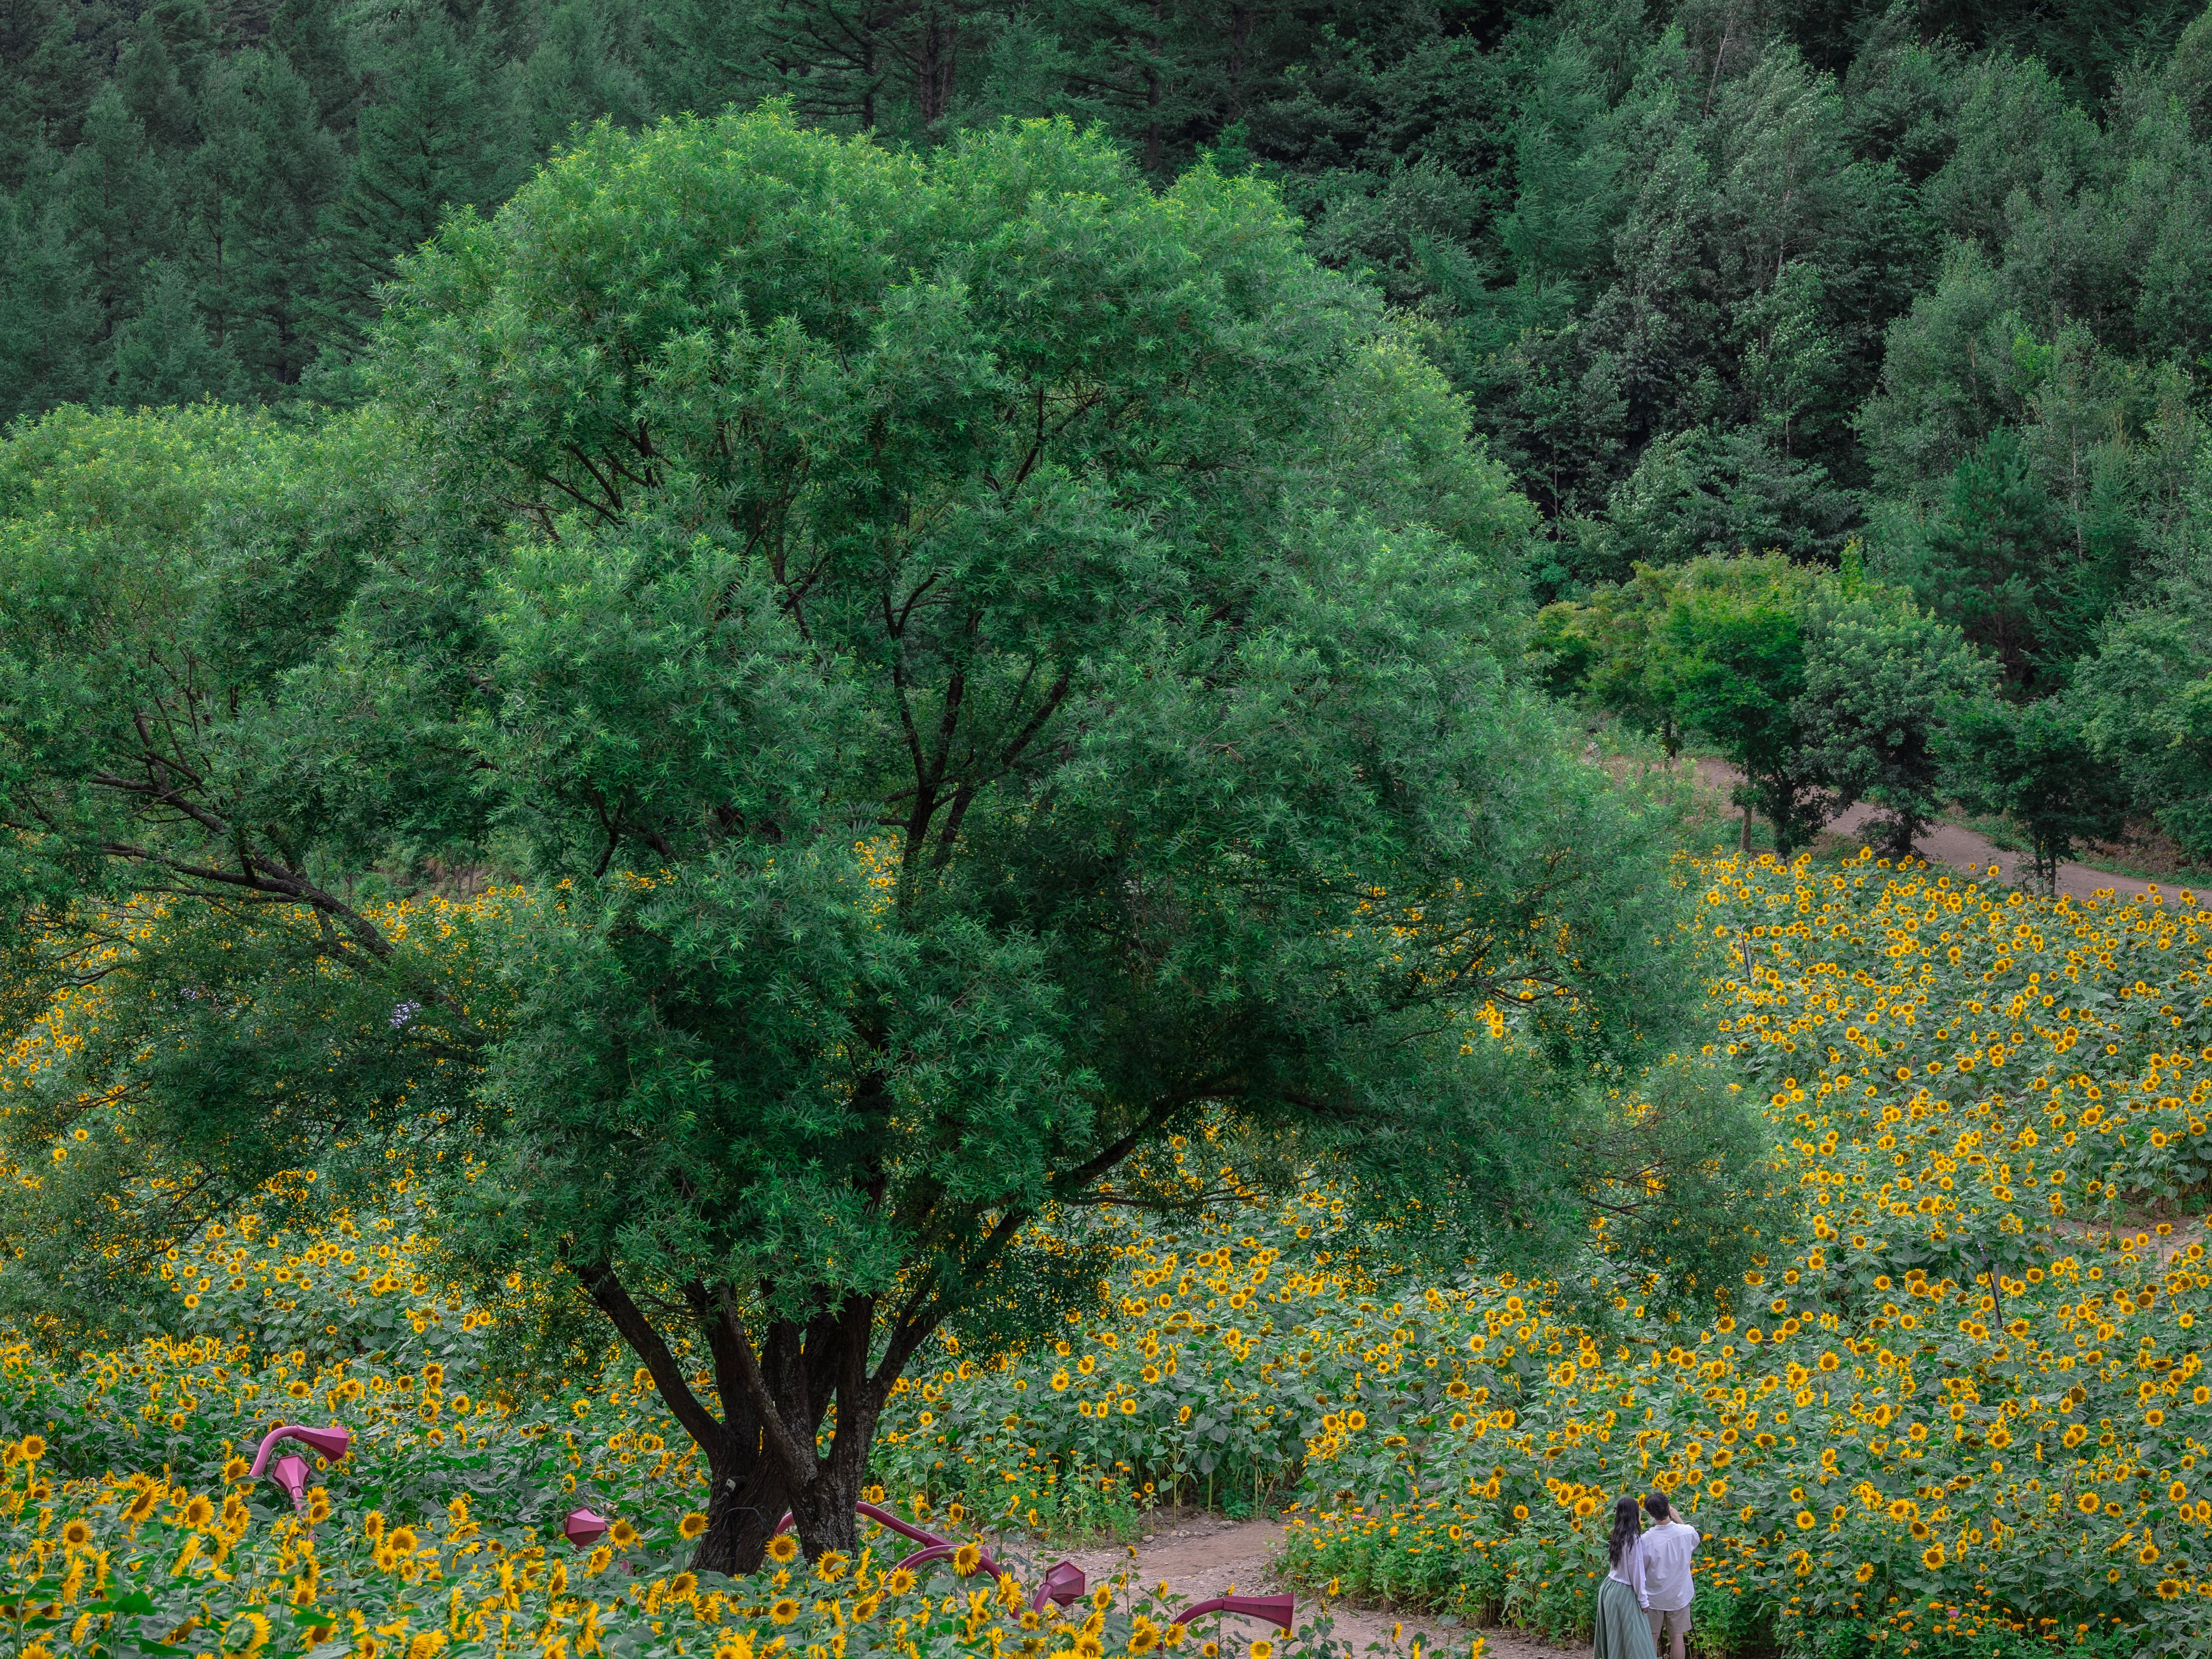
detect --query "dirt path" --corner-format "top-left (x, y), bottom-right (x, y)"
top-left (1690, 760), bottom-right (2197, 905)
top-left (1020, 1514), bottom-right (1582, 1659)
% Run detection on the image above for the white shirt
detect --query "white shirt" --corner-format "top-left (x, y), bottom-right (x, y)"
top-left (1640, 1520), bottom-right (1700, 1611)
top-left (1607, 1535), bottom-right (1649, 1608)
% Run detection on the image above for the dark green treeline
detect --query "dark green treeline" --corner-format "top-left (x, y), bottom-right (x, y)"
top-left (7, 0), bottom-right (2212, 607)
top-left (1, 0), bottom-right (2208, 865)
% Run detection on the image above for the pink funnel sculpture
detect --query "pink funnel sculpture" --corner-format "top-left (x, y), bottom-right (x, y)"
top-left (248, 1424), bottom-right (351, 1512)
top-left (1029, 1560), bottom-right (1086, 1613)
top-left (564, 1508), bottom-right (612, 1549)
top-left (1171, 1595), bottom-right (1294, 1632)
top-left (268, 1454), bottom-right (313, 1511)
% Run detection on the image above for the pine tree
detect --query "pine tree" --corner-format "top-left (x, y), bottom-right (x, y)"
top-left (180, 48), bottom-right (342, 396)
top-left (720, 0), bottom-right (910, 132)
top-left (643, 0), bottom-right (767, 116)
top-left (313, 15), bottom-right (504, 357)
top-left (117, 20), bottom-right (200, 153)
top-left (0, 164), bottom-right (100, 423)
top-left (59, 86), bottom-right (177, 355)
top-left (270, 0), bottom-right (358, 133)
top-left (512, 0), bottom-right (649, 156)
top-left (1044, 0), bottom-right (1215, 172)
top-left (110, 257), bottom-right (245, 406)
top-left (0, 0), bottom-right (126, 184)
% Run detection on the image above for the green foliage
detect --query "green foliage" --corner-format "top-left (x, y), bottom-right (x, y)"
top-left (2073, 553), bottom-right (2212, 863)
top-left (1658, 560), bottom-right (1829, 854)
top-left (1549, 554), bottom-right (1988, 859)
top-left (0, 0), bottom-right (2196, 805)
top-left (0, 112), bottom-right (1752, 1575)
top-left (1939, 692), bottom-right (2133, 891)
top-left (1795, 584), bottom-right (1992, 857)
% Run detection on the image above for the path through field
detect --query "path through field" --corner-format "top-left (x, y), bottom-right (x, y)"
top-left (1690, 760), bottom-right (2198, 904)
top-left (1051, 1514), bottom-right (1581, 1659)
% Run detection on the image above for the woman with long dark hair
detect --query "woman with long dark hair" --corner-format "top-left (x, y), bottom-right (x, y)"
top-left (1591, 1495), bottom-right (1655, 1658)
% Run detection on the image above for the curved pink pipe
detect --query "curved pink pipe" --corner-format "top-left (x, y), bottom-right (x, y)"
top-left (772, 1499), bottom-right (945, 1549)
top-left (1171, 1595), bottom-right (1294, 1631)
top-left (892, 1539), bottom-right (1005, 1578)
top-left (246, 1423), bottom-right (351, 1478)
top-left (771, 1500), bottom-right (1015, 1582)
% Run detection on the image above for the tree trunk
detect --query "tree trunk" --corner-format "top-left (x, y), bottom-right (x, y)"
top-left (1226, 5), bottom-right (1251, 116)
top-left (1739, 801), bottom-right (1752, 852)
top-left (692, 1453), bottom-right (793, 1576)
top-left (915, 6), bottom-right (949, 126)
top-left (789, 1452), bottom-right (866, 1556)
top-left (579, 1265), bottom-right (926, 1571)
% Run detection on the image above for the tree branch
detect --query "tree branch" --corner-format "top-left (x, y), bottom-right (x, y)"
top-left (571, 1260), bottom-right (732, 1459)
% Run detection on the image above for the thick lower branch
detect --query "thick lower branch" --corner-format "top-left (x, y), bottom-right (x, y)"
top-left (570, 1261), bottom-right (731, 1459)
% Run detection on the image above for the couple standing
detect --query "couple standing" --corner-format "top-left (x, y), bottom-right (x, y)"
top-left (1592, 1492), bottom-right (1698, 1659)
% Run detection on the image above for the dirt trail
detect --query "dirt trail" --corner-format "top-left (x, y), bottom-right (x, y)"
top-left (1690, 760), bottom-right (2197, 905)
top-left (1007, 1514), bottom-right (1581, 1659)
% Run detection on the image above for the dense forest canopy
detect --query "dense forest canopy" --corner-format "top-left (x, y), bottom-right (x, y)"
top-left (0, 0), bottom-right (2207, 858)
top-left (6, 0), bottom-right (2212, 433)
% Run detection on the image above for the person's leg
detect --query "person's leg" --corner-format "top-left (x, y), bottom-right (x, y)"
top-left (1665, 1606), bottom-right (1690, 1659)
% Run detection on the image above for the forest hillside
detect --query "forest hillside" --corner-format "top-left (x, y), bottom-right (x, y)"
top-left (3, 0), bottom-right (2209, 864)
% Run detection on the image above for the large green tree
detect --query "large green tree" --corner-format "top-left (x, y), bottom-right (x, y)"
top-left (0, 113), bottom-right (1755, 1572)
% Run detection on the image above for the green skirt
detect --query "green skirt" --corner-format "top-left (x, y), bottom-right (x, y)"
top-left (1591, 1574), bottom-right (1654, 1659)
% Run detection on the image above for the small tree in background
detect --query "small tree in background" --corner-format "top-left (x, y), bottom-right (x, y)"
top-left (1535, 561), bottom-right (1692, 758)
top-left (1654, 559), bottom-right (1839, 856)
top-left (1547, 553), bottom-right (1990, 861)
top-left (1941, 692), bottom-right (2133, 893)
top-left (1797, 587), bottom-right (1991, 859)
top-left (2074, 554), bottom-right (2212, 866)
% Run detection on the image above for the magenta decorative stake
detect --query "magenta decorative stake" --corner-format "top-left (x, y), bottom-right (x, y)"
top-left (268, 1453), bottom-right (313, 1511)
top-left (564, 1508), bottom-right (612, 1549)
top-left (1030, 1560), bottom-right (1086, 1613)
top-left (1171, 1595), bottom-right (1295, 1633)
top-left (247, 1424), bottom-right (352, 1513)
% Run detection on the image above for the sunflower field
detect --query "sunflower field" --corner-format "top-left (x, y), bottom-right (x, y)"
top-left (0, 850), bottom-right (2207, 1659)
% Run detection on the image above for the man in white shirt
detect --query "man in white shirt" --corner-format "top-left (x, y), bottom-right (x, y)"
top-left (1639, 1492), bottom-right (1699, 1659)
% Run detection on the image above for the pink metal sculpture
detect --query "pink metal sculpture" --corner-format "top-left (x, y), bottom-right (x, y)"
top-left (564, 1508), bottom-right (613, 1548)
top-left (267, 1453), bottom-right (313, 1510)
top-left (1169, 1595), bottom-right (1295, 1632)
top-left (247, 1424), bottom-right (352, 1513)
top-left (769, 1500), bottom-right (1074, 1604)
top-left (774, 1501), bottom-right (943, 1548)
top-left (892, 1535), bottom-right (1005, 1578)
top-left (1030, 1559), bottom-right (1086, 1613)
top-left (860, 1499), bottom-right (942, 1546)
